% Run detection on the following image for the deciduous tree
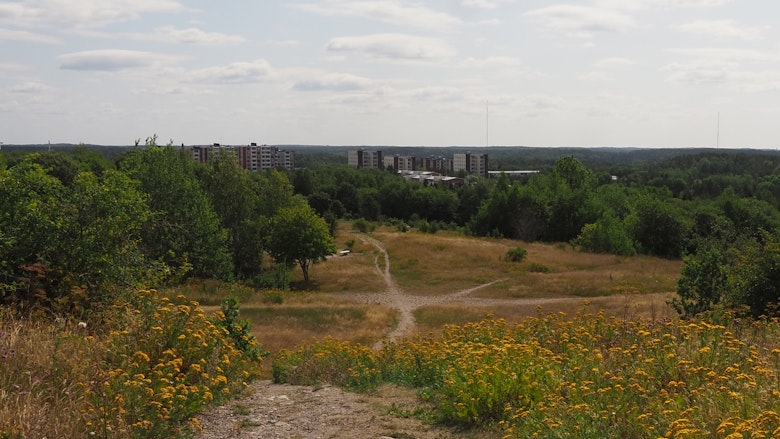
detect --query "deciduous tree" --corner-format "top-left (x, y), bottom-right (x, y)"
top-left (266, 202), bottom-right (336, 283)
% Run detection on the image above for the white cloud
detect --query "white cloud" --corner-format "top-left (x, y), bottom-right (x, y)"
top-left (654, 0), bottom-right (731, 7)
top-left (477, 18), bottom-right (502, 26)
top-left (580, 71), bottom-right (612, 81)
top-left (295, 0), bottom-right (462, 32)
top-left (0, 0), bottom-right (189, 28)
top-left (524, 5), bottom-right (636, 38)
top-left (292, 73), bottom-right (374, 91)
top-left (148, 26), bottom-right (245, 45)
top-left (462, 0), bottom-right (496, 9)
top-left (265, 39), bottom-right (301, 47)
top-left (663, 48), bottom-right (780, 91)
top-left (9, 81), bottom-right (50, 93)
top-left (667, 47), bottom-right (778, 64)
top-left (58, 49), bottom-right (172, 71)
top-left (191, 59), bottom-right (273, 84)
top-left (325, 34), bottom-right (456, 61)
top-left (594, 0), bottom-right (731, 10)
top-left (71, 26), bottom-right (246, 46)
top-left (0, 28), bottom-right (61, 44)
top-left (592, 57), bottom-right (634, 68)
top-left (410, 86), bottom-right (464, 102)
top-left (676, 19), bottom-right (768, 41)
top-left (0, 62), bottom-right (29, 72)
top-left (461, 56), bottom-right (522, 67)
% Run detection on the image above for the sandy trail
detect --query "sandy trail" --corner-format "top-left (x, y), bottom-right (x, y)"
top-left (340, 234), bottom-right (581, 349)
top-left (194, 233), bottom-right (619, 438)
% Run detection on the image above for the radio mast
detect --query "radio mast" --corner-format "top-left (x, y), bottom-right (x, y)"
top-left (486, 100), bottom-right (489, 147)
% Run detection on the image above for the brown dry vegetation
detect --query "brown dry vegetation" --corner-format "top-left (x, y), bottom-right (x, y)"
top-left (0, 316), bottom-right (102, 438)
top-left (185, 224), bottom-right (682, 377)
top-left (308, 226), bottom-right (681, 300)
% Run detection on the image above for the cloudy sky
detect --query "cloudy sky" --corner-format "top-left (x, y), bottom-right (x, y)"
top-left (1, 0), bottom-right (779, 148)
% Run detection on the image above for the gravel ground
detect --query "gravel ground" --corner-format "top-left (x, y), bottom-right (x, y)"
top-left (194, 381), bottom-right (476, 439)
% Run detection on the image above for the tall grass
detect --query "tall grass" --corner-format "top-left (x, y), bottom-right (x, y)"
top-left (273, 309), bottom-right (780, 438)
top-left (0, 311), bottom-right (102, 438)
top-left (308, 228), bottom-right (681, 299)
top-left (0, 289), bottom-right (262, 438)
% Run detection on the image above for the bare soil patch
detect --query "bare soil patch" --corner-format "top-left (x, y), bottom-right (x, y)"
top-left (195, 381), bottom-right (493, 439)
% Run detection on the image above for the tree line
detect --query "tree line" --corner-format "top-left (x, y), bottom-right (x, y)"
top-left (0, 139), bottom-right (334, 314)
top-left (2, 143), bottom-right (780, 318)
top-left (289, 152), bottom-right (780, 317)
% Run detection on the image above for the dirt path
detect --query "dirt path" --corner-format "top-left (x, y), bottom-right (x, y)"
top-left (194, 381), bottom-right (474, 439)
top-left (345, 234), bottom-right (577, 348)
top-left (194, 233), bottom-right (580, 439)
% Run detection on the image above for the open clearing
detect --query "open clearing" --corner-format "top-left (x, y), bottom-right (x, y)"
top-left (194, 227), bottom-right (682, 439)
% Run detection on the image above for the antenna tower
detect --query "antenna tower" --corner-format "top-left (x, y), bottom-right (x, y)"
top-left (716, 112), bottom-right (720, 149)
top-left (486, 100), bottom-right (489, 147)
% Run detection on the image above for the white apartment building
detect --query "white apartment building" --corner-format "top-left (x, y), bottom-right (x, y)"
top-left (453, 152), bottom-right (489, 178)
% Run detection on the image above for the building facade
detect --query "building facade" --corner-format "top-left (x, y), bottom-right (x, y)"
top-left (348, 149), bottom-right (384, 169)
top-left (348, 149), bottom-right (488, 177)
top-left (383, 154), bottom-right (417, 171)
top-left (453, 153), bottom-right (489, 178)
top-left (187, 143), bottom-right (295, 171)
top-left (421, 155), bottom-right (453, 173)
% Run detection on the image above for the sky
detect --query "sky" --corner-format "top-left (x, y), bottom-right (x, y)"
top-left (1, 0), bottom-right (780, 149)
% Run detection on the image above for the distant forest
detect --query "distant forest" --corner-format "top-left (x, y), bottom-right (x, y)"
top-left (3, 142), bottom-right (780, 317)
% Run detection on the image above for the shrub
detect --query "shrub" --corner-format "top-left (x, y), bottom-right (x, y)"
top-left (262, 290), bottom-right (284, 304)
top-left (272, 337), bottom-right (380, 391)
top-left (529, 262), bottom-right (551, 273)
top-left (272, 313), bottom-right (780, 438)
top-left (504, 247), bottom-right (527, 262)
top-left (574, 215), bottom-right (637, 256)
top-left (82, 290), bottom-right (263, 438)
top-left (210, 293), bottom-right (268, 362)
top-left (353, 218), bottom-right (374, 233)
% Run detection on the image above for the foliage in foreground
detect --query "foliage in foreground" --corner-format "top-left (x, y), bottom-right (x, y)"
top-left (273, 310), bottom-right (780, 438)
top-left (674, 231), bottom-right (780, 318)
top-left (0, 290), bottom-right (263, 438)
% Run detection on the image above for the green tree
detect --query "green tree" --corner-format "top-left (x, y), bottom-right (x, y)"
top-left (0, 160), bottom-right (66, 302)
top-left (574, 214), bottom-right (637, 256)
top-left (119, 142), bottom-right (233, 280)
top-left (0, 161), bottom-right (152, 310)
top-left (266, 202), bottom-right (336, 283)
top-left (728, 232), bottom-right (780, 317)
top-left (629, 191), bottom-right (689, 258)
top-left (197, 153), bottom-right (265, 279)
top-left (670, 243), bottom-right (729, 317)
top-left (543, 156), bottom-right (597, 242)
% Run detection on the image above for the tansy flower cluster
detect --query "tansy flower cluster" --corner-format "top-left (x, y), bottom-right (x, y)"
top-left (81, 289), bottom-right (262, 438)
top-left (273, 309), bottom-right (780, 438)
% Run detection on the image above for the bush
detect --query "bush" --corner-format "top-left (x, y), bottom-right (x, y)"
top-left (574, 215), bottom-right (637, 256)
top-left (84, 289), bottom-right (263, 438)
top-left (210, 294), bottom-right (268, 362)
top-left (529, 262), bottom-right (551, 273)
top-left (504, 247), bottom-right (527, 262)
top-left (272, 313), bottom-right (780, 438)
top-left (353, 218), bottom-right (375, 233)
top-left (262, 290), bottom-right (285, 304)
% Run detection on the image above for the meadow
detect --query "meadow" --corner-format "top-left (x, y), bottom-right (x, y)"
top-left (1, 225), bottom-right (691, 438)
top-left (0, 290), bottom-right (262, 438)
top-left (273, 311), bottom-right (780, 439)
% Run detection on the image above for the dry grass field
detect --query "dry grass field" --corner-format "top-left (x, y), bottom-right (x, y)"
top-left (176, 224), bottom-right (682, 376)
top-left (213, 224), bottom-right (680, 372)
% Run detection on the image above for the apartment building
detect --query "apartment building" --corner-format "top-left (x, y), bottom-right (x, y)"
top-left (453, 152), bottom-right (489, 178)
top-left (187, 143), bottom-right (295, 171)
top-left (383, 154), bottom-right (417, 171)
top-left (421, 155), bottom-right (453, 173)
top-left (348, 149), bottom-right (384, 169)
